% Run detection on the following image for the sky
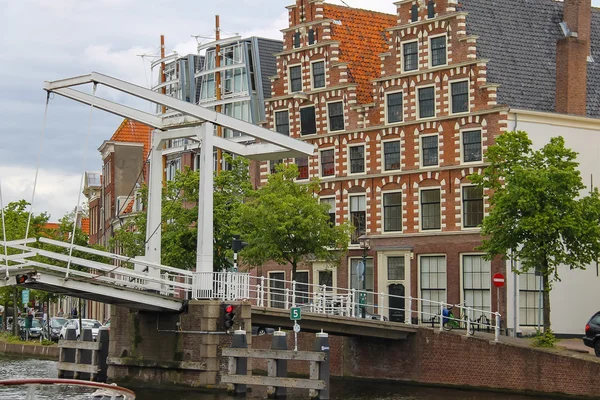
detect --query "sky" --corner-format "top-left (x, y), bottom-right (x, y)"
top-left (0, 0), bottom-right (599, 221)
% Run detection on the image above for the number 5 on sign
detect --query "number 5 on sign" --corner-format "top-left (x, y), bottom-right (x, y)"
top-left (290, 307), bottom-right (301, 321)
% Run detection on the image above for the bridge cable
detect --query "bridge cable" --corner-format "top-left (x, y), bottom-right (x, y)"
top-left (65, 83), bottom-right (98, 280)
top-left (23, 93), bottom-right (51, 246)
top-left (0, 179), bottom-right (9, 279)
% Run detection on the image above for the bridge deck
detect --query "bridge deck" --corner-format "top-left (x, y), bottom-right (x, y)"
top-left (3, 269), bottom-right (184, 313)
top-left (251, 307), bottom-right (417, 339)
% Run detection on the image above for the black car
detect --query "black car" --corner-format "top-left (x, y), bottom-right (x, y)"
top-left (583, 311), bottom-right (600, 357)
top-left (42, 317), bottom-right (68, 342)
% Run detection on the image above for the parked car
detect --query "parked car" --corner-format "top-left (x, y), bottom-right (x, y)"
top-left (59, 319), bottom-right (102, 341)
top-left (42, 317), bottom-right (68, 342)
top-left (252, 326), bottom-right (275, 336)
top-left (18, 318), bottom-right (43, 340)
top-left (583, 311), bottom-right (600, 357)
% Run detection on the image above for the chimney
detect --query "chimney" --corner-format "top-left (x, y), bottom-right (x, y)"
top-left (555, 0), bottom-right (592, 116)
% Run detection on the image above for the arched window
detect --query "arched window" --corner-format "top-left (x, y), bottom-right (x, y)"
top-left (427, 0), bottom-right (435, 18)
top-left (411, 4), bottom-right (419, 22)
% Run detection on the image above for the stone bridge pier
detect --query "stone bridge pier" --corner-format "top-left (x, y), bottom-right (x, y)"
top-left (107, 300), bottom-right (252, 388)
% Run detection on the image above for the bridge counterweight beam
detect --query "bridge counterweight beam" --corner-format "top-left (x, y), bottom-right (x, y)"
top-left (196, 123), bottom-right (214, 283)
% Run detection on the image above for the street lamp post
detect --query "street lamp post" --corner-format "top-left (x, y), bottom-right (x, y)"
top-left (358, 235), bottom-right (370, 319)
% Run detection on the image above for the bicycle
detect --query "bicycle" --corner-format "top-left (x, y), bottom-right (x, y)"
top-left (442, 303), bottom-right (475, 335)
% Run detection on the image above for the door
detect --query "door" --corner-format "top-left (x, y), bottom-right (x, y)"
top-left (389, 284), bottom-right (405, 322)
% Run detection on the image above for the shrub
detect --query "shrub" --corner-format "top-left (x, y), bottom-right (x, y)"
top-left (532, 328), bottom-right (557, 348)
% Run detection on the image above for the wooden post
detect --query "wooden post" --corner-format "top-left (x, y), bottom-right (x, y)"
top-left (309, 332), bottom-right (330, 400)
top-left (59, 327), bottom-right (77, 379)
top-left (96, 327), bottom-right (109, 382)
top-left (267, 330), bottom-right (287, 398)
top-left (228, 330), bottom-right (248, 395)
top-left (78, 328), bottom-right (94, 381)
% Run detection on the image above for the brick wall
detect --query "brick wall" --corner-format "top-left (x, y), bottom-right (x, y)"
top-left (252, 328), bottom-right (600, 398)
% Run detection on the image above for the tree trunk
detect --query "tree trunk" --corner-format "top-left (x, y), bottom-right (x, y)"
top-left (291, 261), bottom-right (298, 283)
top-left (542, 271), bottom-right (551, 332)
top-left (78, 299), bottom-right (83, 338)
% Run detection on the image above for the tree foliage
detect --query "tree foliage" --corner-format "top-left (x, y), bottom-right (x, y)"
top-left (239, 164), bottom-right (353, 280)
top-left (112, 155), bottom-right (251, 271)
top-left (470, 131), bottom-right (600, 330)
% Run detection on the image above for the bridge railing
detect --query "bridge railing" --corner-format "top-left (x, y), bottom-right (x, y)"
top-left (244, 275), bottom-right (501, 339)
top-left (0, 238), bottom-right (194, 299)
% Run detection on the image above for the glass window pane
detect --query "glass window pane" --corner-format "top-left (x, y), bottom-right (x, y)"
top-left (301, 107), bottom-right (316, 135)
top-left (313, 61), bottom-right (325, 88)
top-left (419, 87), bottom-right (435, 118)
top-left (431, 36), bottom-right (447, 66)
top-left (290, 66), bottom-right (302, 92)
top-left (387, 92), bottom-right (403, 123)
top-left (328, 102), bottom-right (344, 131)
top-left (421, 189), bottom-right (441, 230)
top-left (384, 141), bottom-right (401, 171)
top-left (403, 42), bottom-right (418, 71)
top-left (463, 130), bottom-right (482, 162)
top-left (321, 149), bottom-right (334, 176)
top-left (275, 111), bottom-right (289, 136)
top-left (463, 186), bottom-right (483, 228)
top-left (451, 81), bottom-right (469, 113)
top-left (349, 145), bottom-right (365, 174)
top-left (421, 135), bottom-right (438, 166)
top-left (388, 257), bottom-right (405, 280)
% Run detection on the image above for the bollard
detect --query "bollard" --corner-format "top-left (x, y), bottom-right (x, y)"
top-left (439, 303), bottom-right (445, 332)
top-left (267, 330), bottom-right (287, 399)
top-left (78, 328), bottom-right (94, 381)
top-left (495, 312), bottom-right (500, 342)
top-left (96, 327), bottom-right (109, 382)
top-left (309, 331), bottom-right (330, 400)
top-left (228, 330), bottom-right (248, 395)
top-left (59, 327), bottom-right (77, 379)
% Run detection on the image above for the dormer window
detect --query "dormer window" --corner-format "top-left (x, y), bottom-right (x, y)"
top-left (427, 1), bottom-right (435, 18)
top-left (308, 29), bottom-right (316, 45)
top-left (411, 4), bottom-right (419, 22)
top-left (293, 32), bottom-right (301, 48)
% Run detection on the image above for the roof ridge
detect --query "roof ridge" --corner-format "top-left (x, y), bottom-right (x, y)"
top-left (323, 2), bottom-right (396, 18)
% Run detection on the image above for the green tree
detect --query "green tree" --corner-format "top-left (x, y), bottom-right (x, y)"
top-left (112, 155), bottom-right (251, 271)
top-left (239, 164), bottom-right (353, 280)
top-left (470, 131), bottom-right (600, 331)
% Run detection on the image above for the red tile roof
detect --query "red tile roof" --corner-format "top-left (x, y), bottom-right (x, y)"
top-left (43, 222), bottom-right (60, 231)
top-left (323, 4), bottom-right (396, 104)
top-left (81, 218), bottom-right (90, 235)
top-left (111, 119), bottom-right (152, 161)
top-left (123, 199), bottom-right (134, 214)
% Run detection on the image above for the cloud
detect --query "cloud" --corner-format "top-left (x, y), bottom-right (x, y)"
top-left (0, 165), bottom-right (84, 221)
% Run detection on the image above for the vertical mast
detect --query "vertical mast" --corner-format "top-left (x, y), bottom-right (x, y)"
top-left (215, 15), bottom-right (223, 174)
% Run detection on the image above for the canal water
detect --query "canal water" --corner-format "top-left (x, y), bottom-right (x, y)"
top-left (0, 354), bottom-right (544, 400)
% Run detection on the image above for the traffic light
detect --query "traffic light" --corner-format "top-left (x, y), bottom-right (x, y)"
top-left (15, 273), bottom-right (35, 285)
top-left (221, 303), bottom-right (236, 330)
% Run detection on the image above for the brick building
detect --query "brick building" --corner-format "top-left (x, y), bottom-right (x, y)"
top-left (258, 0), bottom-right (600, 330)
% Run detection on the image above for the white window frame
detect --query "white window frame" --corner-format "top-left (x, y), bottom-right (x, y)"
top-left (310, 59), bottom-right (326, 90)
top-left (418, 186), bottom-right (442, 232)
top-left (348, 193), bottom-right (367, 244)
top-left (420, 133), bottom-right (439, 168)
top-left (401, 39), bottom-right (419, 73)
top-left (288, 64), bottom-right (303, 94)
top-left (346, 143), bottom-right (366, 176)
top-left (385, 90), bottom-right (405, 124)
top-left (459, 253), bottom-right (492, 320)
top-left (417, 254), bottom-right (447, 320)
top-left (318, 147), bottom-right (336, 178)
top-left (381, 190), bottom-right (403, 234)
top-left (320, 196), bottom-right (336, 226)
top-left (449, 78), bottom-right (471, 115)
top-left (428, 33), bottom-right (448, 69)
top-left (274, 109), bottom-right (290, 136)
top-left (268, 270), bottom-right (286, 308)
top-left (313, 262), bottom-right (337, 293)
top-left (416, 84), bottom-right (436, 120)
top-left (326, 100), bottom-right (345, 133)
top-left (459, 128), bottom-right (483, 165)
top-left (460, 183), bottom-right (484, 230)
top-left (381, 138), bottom-right (402, 173)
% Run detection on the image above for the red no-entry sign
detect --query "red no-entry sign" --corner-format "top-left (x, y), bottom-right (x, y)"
top-left (492, 273), bottom-right (505, 288)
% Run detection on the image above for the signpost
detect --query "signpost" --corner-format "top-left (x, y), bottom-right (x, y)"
top-left (21, 289), bottom-right (30, 306)
top-left (492, 273), bottom-right (505, 317)
top-left (290, 307), bottom-right (301, 351)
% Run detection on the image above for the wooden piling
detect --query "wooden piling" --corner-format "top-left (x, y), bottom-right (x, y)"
top-left (267, 330), bottom-right (287, 398)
